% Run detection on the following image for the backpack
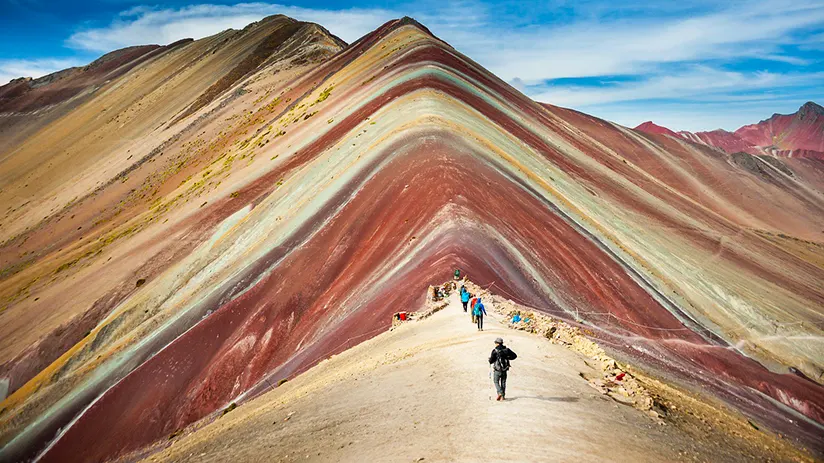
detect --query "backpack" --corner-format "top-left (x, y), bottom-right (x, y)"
top-left (494, 348), bottom-right (512, 371)
top-left (473, 302), bottom-right (484, 316)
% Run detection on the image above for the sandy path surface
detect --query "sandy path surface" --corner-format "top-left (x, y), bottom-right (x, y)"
top-left (143, 294), bottom-right (795, 463)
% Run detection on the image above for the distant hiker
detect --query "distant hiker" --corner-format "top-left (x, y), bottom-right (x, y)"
top-left (474, 298), bottom-right (487, 331)
top-left (489, 337), bottom-right (517, 401)
top-left (469, 296), bottom-right (478, 323)
top-left (460, 286), bottom-right (470, 312)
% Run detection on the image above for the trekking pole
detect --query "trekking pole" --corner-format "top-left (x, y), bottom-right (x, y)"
top-left (489, 364), bottom-right (494, 401)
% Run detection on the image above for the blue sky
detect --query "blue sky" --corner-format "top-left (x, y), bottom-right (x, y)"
top-left (1, 0), bottom-right (823, 131)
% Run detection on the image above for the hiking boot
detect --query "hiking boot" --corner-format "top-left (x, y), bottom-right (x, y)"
top-left (496, 394), bottom-right (502, 401)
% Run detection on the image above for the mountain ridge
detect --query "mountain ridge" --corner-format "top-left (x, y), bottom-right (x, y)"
top-left (635, 101), bottom-right (824, 157)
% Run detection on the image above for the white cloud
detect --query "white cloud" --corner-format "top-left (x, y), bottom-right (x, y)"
top-left (67, 3), bottom-right (397, 52)
top-left (528, 67), bottom-right (824, 107)
top-left (417, 0), bottom-right (824, 131)
top-left (64, 1), bottom-right (824, 81)
top-left (0, 58), bottom-right (84, 85)
top-left (530, 67), bottom-right (824, 131)
top-left (433, 0), bottom-right (824, 83)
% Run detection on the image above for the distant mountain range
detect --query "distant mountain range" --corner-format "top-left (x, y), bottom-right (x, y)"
top-left (635, 101), bottom-right (824, 158)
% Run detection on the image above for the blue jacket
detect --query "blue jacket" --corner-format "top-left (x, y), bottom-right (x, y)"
top-left (460, 289), bottom-right (470, 303)
top-left (473, 300), bottom-right (486, 316)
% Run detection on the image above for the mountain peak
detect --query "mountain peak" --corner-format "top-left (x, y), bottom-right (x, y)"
top-left (799, 101), bottom-right (824, 116)
top-left (731, 100), bottom-right (824, 152)
top-left (391, 16), bottom-right (435, 37)
top-left (634, 121), bottom-right (678, 138)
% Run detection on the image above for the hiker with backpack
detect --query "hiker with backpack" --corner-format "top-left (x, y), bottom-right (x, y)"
top-left (473, 298), bottom-right (487, 331)
top-left (460, 286), bottom-right (470, 312)
top-left (489, 337), bottom-right (517, 401)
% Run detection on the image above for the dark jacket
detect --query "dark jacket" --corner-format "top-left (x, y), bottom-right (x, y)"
top-left (489, 345), bottom-right (517, 370)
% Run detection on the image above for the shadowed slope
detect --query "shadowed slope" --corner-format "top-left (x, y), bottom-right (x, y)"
top-left (1, 16), bottom-right (823, 463)
top-left (678, 129), bottom-right (757, 154)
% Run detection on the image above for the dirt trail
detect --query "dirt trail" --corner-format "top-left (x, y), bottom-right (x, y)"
top-left (142, 292), bottom-right (810, 463)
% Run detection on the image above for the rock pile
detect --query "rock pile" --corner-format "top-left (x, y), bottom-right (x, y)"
top-left (392, 285), bottom-right (450, 328)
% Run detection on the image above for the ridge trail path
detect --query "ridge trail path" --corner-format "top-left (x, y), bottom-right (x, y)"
top-left (144, 294), bottom-right (755, 462)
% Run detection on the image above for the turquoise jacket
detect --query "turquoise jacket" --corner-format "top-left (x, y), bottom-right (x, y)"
top-left (473, 300), bottom-right (486, 316)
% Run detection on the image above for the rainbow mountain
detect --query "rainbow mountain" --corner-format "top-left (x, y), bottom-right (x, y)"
top-left (0, 15), bottom-right (823, 461)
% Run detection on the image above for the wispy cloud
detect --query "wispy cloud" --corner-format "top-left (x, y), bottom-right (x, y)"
top-left (447, 0), bottom-right (824, 82)
top-left (425, 0), bottom-right (824, 130)
top-left (67, 3), bottom-right (396, 52)
top-left (0, 58), bottom-right (84, 85)
top-left (527, 67), bottom-right (824, 107)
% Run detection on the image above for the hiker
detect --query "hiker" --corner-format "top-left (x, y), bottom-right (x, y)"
top-left (469, 296), bottom-right (478, 323)
top-left (460, 286), bottom-right (470, 312)
top-left (474, 298), bottom-right (487, 331)
top-left (489, 337), bottom-right (517, 401)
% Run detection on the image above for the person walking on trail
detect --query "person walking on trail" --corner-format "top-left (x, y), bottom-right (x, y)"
top-left (460, 286), bottom-right (470, 312)
top-left (473, 298), bottom-right (487, 331)
top-left (469, 296), bottom-right (478, 324)
top-left (489, 337), bottom-right (517, 401)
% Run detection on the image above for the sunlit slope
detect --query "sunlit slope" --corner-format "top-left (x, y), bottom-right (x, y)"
top-left (0, 15), bottom-right (344, 461)
top-left (0, 16), bottom-right (822, 462)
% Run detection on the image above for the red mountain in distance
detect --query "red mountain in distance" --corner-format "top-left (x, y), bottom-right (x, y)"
top-left (635, 101), bottom-right (824, 158)
top-left (736, 101), bottom-right (824, 152)
top-left (677, 129), bottom-right (756, 154)
top-left (634, 120), bottom-right (679, 138)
